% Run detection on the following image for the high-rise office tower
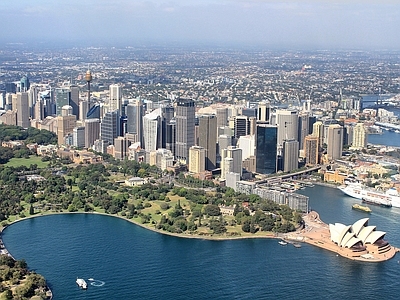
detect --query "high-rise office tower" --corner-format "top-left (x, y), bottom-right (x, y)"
top-left (16, 92), bottom-right (30, 128)
top-left (256, 124), bottom-right (277, 174)
top-left (84, 118), bottom-right (100, 149)
top-left (237, 135), bottom-right (255, 160)
top-left (199, 114), bottom-right (217, 170)
top-left (327, 124), bottom-right (343, 160)
top-left (73, 127), bottom-right (85, 148)
top-left (114, 136), bottom-right (129, 160)
top-left (308, 116), bottom-right (317, 135)
top-left (298, 113), bottom-right (309, 151)
top-left (276, 109), bottom-right (298, 146)
top-left (175, 98), bottom-right (195, 164)
top-left (126, 99), bottom-right (143, 144)
top-left (304, 135), bottom-right (319, 166)
top-left (257, 101), bottom-right (270, 122)
top-left (189, 146), bottom-right (206, 173)
top-left (20, 75), bottom-right (30, 92)
top-left (28, 85), bottom-right (38, 118)
top-left (143, 108), bottom-right (161, 151)
top-left (161, 104), bottom-right (174, 148)
top-left (55, 88), bottom-right (71, 116)
top-left (109, 84), bottom-right (122, 113)
top-left (323, 119), bottom-right (338, 145)
top-left (221, 146), bottom-right (242, 179)
top-left (86, 103), bottom-right (101, 119)
top-left (69, 85), bottom-right (80, 118)
top-left (312, 121), bottom-right (324, 148)
top-left (249, 117), bottom-right (257, 136)
top-left (216, 107), bottom-right (228, 127)
top-left (79, 100), bottom-right (89, 121)
top-left (234, 115), bottom-right (250, 139)
top-left (352, 123), bottom-right (367, 149)
top-left (166, 119), bottom-right (176, 157)
top-left (100, 110), bottom-right (120, 146)
top-left (282, 139), bottom-right (299, 172)
top-left (57, 111), bottom-right (77, 145)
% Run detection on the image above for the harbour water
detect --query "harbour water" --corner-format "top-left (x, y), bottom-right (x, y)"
top-left (368, 130), bottom-right (400, 148)
top-left (3, 184), bottom-right (400, 300)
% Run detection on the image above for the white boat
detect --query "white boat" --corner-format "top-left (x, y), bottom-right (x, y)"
top-left (279, 240), bottom-right (288, 246)
top-left (338, 180), bottom-right (400, 208)
top-left (76, 278), bottom-right (88, 289)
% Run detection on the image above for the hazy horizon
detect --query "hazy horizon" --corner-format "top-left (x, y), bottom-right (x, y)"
top-left (2, 0), bottom-right (400, 50)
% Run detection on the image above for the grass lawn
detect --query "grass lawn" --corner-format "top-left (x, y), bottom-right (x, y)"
top-left (5, 156), bottom-right (49, 168)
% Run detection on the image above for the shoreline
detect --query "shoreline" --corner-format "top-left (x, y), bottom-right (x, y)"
top-left (2, 211), bottom-right (281, 242)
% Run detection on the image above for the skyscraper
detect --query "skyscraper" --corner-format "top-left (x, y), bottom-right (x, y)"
top-left (282, 139), bottom-right (299, 172)
top-left (175, 98), bottom-right (195, 164)
top-left (352, 123), bottom-right (367, 149)
top-left (126, 100), bottom-right (143, 144)
top-left (143, 108), bottom-right (161, 151)
top-left (276, 109), bottom-right (298, 146)
top-left (234, 115), bottom-right (250, 139)
top-left (16, 92), bottom-right (30, 128)
top-left (312, 121), bottom-right (324, 148)
top-left (100, 110), bottom-right (120, 146)
top-left (256, 124), bottom-right (277, 174)
top-left (57, 111), bottom-right (76, 145)
top-left (257, 101), bottom-right (270, 122)
top-left (216, 107), bottom-right (228, 127)
top-left (114, 136), bottom-right (129, 160)
top-left (109, 84), bottom-right (122, 113)
top-left (199, 114), bottom-right (217, 170)
top-left (298, 113), bottom-right (309, 151)
top-left (189, 146), bottom-right (206, 173)
top-left (85, 118), bottom-right (100, 149)
top-left (55, 88), bottom-right (71, 116)
top-left (327, 124), bottom-right (343, 160)
top-left (304, 135), bottom-right (319, 166)
top-left (69, 85), bottom-right (80, 118)
top-left (73, 127), bottom-right (85, 148)
top-left (166, 119), bottom-right (176, 157)
top-left (20, 75), bottom-right (30, 92)
top-left (161, 104), bottom-right (174, 148)
top-left (221, 146), bottom-right (242, 179)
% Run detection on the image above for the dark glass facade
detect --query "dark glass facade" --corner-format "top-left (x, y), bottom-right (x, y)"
top-left (256, 125), bottom-right (277, 174)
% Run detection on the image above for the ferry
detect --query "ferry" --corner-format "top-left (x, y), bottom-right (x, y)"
top-left (352, 203), bottom-right (372, 214)
top-left (76, 278), bottom-right (88, 289)
top-left (338, 180), bottom-right (400, 208)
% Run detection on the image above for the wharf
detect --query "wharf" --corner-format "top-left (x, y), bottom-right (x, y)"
top-left (285, 211), bottom-right (397, 262)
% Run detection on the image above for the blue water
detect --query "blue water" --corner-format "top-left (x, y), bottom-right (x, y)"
top-left (3, 184), bottom-right (400, 300)
top-left (368, 130), bottom-right (400, 147)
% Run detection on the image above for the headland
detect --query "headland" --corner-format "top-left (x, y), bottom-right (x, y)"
top-left (284, 211), bottom-right (398, 262)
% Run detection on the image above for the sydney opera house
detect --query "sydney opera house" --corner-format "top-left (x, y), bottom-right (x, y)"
top-left (329, 218), bottom-right (394, 260)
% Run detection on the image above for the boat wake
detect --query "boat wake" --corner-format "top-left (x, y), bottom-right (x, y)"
top-left (88, 278), bottom-right (105, 287)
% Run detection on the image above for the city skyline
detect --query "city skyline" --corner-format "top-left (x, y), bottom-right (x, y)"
top-left (2, 0), bottom-right (400, 50)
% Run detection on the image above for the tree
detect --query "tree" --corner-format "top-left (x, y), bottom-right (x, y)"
top-left (204, 204), bottom-right (220, 216)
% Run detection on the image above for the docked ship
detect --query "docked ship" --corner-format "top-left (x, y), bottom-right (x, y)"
top-left (352, 203), bottom-right (372, 213)
top-left (362, 196), bottom-right (392, 208)
top-left (76, 278), bottom-right (88, 289)
top-left (338, 180), bottom-right (400, 208)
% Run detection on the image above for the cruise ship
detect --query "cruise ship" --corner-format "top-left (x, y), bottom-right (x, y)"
top-left (338, 180), bottom-right (400, 208)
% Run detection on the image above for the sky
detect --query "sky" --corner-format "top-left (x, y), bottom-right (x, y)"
top-left (2, 0), bottom-right (400, 50)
